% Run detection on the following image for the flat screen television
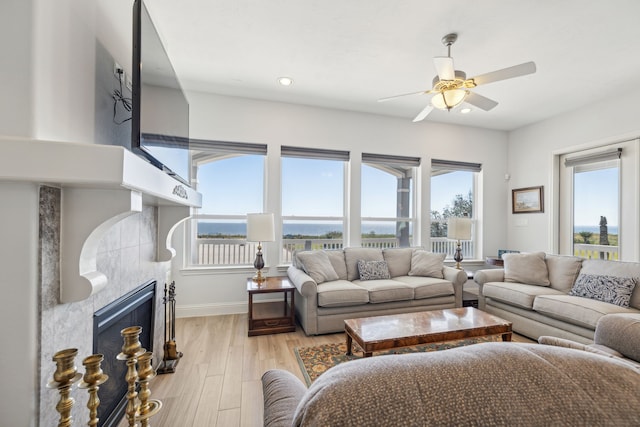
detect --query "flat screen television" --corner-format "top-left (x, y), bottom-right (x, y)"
top-left (132, 0), bottom-right (190, 186)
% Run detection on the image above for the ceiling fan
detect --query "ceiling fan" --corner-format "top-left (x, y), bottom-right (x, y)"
top-left (378, 33), bottom-right (536, 122)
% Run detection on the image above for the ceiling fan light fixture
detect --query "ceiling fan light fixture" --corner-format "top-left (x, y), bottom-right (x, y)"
top-left (431, 89), bottom-right (468, 110)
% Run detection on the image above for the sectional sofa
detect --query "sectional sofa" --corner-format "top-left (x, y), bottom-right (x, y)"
top-left (475, 252), bottom-right (640, 343)
top-left (287, 247), bottom-right (468, 335)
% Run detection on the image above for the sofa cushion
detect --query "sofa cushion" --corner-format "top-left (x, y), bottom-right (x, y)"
top-left (352, 279), bottom-right (414, 303)
top-left (545, 254), bottom-right (583, 292)
top-left (382, 247), bottom-right (413, 277)
top-left (393, 276), bottom-right (454, 299)
top-left (408, 250), bottom-right (445, 279)
top-left (325, 250), bottom-right (348, 280)
top-left (483, 282), bottom-right (565, 310)
top-left (357, 260), bottom-right (391, 281)
top-left (580, 259), bottom-right (640, 309)
top-left (317, 280), bottom-right (369, 307)
top-left (296, 251), bottom-right (339, 284)
top-left (569, 274), bottom-right (637, 307)
top-left (503, 252), bottom-right (550, 286)
top-left (344, 248), bottom-right (384, 281)
top-left (533, 294), bottom-right (638, 329)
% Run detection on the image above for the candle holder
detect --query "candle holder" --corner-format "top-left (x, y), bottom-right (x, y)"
top-left (47, 348), bottom-right (82, 427)
top-left (136, 351), bottom-right (162, 426)
top-left (78, 354), bottom-right (109, 427)
top-left (117, 326), bottom-right (146, 427)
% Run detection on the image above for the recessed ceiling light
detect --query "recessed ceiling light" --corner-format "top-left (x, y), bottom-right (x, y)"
top-left (278, 77), bottom-right (293, 86)
top-left (460, 108), bottom-right (472, 114)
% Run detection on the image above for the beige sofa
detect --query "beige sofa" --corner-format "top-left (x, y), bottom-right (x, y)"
top-left (262, 340), bottom-right (640, 426)
top-left (287, 247), bottom-right (467, 335)
top-left (475, 252), bottom-right (640, 343)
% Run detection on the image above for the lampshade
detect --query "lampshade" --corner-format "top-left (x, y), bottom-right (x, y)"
top-left (246, 213), bottom-right (275, 242)
top-left (431, 89), bottom-right (468, 110)
top-left (447, 217), bottom-right (472, 241)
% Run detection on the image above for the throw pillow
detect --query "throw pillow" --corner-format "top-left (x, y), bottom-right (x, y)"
top-left (569, 274), bottom-right (637, 307)
top-left (296, 251), bottom-right (339, 284)
top-left (408, 250), bottom-right (445, 279)
top-left (357, 260), bottom-right (391, 281)
top-left (503, 252), bottom-right (550, 286)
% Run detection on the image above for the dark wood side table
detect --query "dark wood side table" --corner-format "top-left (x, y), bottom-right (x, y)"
top-left (485, 257), bottom-right (504, 267)
top-left (247, 276), bottom-right (296, 336)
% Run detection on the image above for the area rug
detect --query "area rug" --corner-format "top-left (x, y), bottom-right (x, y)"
top-left (295, 336), bottom-right (498, 385)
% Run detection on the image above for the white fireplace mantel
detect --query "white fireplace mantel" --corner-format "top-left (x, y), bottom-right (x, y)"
top-left (0, 138), bottom-right (202, 303)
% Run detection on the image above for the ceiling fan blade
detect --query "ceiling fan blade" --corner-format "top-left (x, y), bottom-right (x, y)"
top-left (465, 91), bottom-right (499, 111)
top-left (412, 104), bottom-right (434, 122)
top-left (471, 61), bottom-right (536, 86)
top-left (433, 57), bottom-right (455, 80)
top-left (377, 90), bottom-right (427, 102)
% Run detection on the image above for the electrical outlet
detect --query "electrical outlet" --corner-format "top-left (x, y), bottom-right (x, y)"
top-left (113, 62), bottom-right (124, 82)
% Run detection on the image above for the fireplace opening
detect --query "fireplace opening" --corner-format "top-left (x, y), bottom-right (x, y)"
top-left (93, 280), bottom-right (156, 427)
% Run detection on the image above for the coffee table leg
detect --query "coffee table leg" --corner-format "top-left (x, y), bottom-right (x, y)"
top-left (502, 332), bottom-right (512, 341)
top-left (346, 334), bottom-right (353, 355)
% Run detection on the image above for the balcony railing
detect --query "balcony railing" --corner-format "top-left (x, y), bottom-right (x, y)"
top-left (195, 237), bottom-right (474, 266)
top-left (573, 243), bottom-right (619, 260)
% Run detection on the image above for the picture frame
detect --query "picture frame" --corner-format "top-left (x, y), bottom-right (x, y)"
top-left (512, 186), bottom-right (544, 214)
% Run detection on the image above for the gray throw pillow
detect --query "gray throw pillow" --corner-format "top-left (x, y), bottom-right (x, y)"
top-left (296, 251), bottom-right (339, 284)
top-left (503, 252), bottom-right (550, 286)
top-left (408, 250), bottom-right (445, 279)
top-left (357, 260), bottom-right (391, 281)
top-left (569, 274), bottom-right (637, 307)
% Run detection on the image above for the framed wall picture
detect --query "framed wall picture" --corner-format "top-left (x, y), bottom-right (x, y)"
top-left (512, 186), bottom-right (544, 214)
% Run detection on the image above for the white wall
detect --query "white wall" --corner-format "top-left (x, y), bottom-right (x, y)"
top-left (173, 92), bottom-right (510, 316)
top-left (506, 88), bottom-right (640, 255)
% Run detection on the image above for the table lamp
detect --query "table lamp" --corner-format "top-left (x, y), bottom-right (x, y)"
top-left (447, 217), bottom-right (472, 269)
top-left (246, 213), bottom-right (275, 283)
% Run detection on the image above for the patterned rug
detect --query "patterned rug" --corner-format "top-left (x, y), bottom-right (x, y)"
top-left (295, 336), bottom-right (498, 385)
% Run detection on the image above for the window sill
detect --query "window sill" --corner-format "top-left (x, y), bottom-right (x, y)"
top-left (179, 265), bottom-right (256, 275)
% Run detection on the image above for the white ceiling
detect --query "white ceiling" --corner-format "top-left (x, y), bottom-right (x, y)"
top-left (143, 0), bottom-right (640, 131)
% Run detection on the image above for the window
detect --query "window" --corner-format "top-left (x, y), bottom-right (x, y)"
top-left (430, 159), bottom-right (481, 260)
top-left (560, 147), bottom-right (621, 260)
top-left (188, 140), bottom-right (267, 266)
top-left (361, 153), bottom-right (419, 248)
top-left (281, 146), bottom-right (349, 263)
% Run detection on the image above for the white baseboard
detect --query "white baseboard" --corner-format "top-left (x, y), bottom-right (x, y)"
top-left (176, 298), bottom-right (285, 318)
top-left (176, 302), bottom-right (246, 318)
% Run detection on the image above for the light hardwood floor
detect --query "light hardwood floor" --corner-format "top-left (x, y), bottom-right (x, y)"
top-left (125, 313), bottom-right (534, 427)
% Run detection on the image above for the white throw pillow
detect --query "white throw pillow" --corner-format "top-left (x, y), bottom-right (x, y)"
top-left (503, 252), bottom-right (550, 286)
top-left (408, 250), bottom-right (445, 279)
top-left (296, 251), bottom-right (339, 284)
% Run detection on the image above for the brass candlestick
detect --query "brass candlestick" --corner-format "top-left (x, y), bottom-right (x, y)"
top-left (78, 354), bottom-right (109, 427)
top-left (47, 348), bottom-right (82, 427)
top-left (117, 326), bottom-right (146, 427)
top-left (136, 351), bottom-right (162, 426)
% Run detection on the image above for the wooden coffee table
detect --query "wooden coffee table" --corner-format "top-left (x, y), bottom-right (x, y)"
top-left (344, 307), bottom-right (512, 357)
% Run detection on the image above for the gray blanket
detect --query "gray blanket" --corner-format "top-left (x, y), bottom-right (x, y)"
top-left (292, 342), bottom-right (640, 426)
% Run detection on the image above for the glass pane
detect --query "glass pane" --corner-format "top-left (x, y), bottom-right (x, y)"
top-left (194, 219), bottom-right (257, 266)
top-left (281, 220), bottom-right (343, 263)
top-left (430, 170), bottom-right (474, 258)
top-left (197, 155), bottom-right (264, 214)
top-left (361, 164), bottom-right (413, 217)
top-left (282, 158), bottom-right (343, 216)
top-left (573, 165), bottom-right (619, 260)
top-left (361, 220), bottom-right (413, 248)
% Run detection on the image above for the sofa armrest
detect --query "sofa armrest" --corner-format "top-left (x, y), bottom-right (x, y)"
top-left (473, 269), bottom-right (505, 309)
top-left (594, 313), bottom-right (640, 363)
top-left (262, 369), bottom-right (307, 427)
top-left (287, 265), bottom-right (318, 298)
top-left (443, 266), bottom-right (467, 307)
top-left (473, 268), bottom-right (505, 286)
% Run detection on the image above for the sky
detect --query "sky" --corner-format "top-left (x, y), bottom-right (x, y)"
top-left (573, 166), bottom-right (618, 227)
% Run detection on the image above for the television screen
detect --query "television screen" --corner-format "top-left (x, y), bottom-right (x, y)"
top-left (132, 0), bottom-right (190, 186)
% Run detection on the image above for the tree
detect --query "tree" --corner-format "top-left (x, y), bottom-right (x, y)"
top-left (578, 231), bottom-right (593, 244)
top-left (431, 191), bottom-right (473, 237)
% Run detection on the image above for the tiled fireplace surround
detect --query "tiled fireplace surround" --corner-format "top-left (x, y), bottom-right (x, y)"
top-left (38, 186), bottom-right (167, 426)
